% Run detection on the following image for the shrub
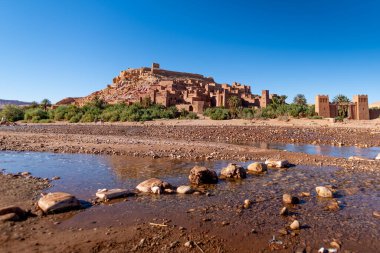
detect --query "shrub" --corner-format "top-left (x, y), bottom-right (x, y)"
top-left (179, 109), bottom-right (198, 119)
top-left (38, 119), bottom-right (54, 123)
top-left (24, 108), bottom-right (49, 122)
top-left (69, 113), bottom-right (82, 123)
top-left (239, 108), bottom-right (255, 119)
top-left (0, 105), bottom-right (24, 122)
top-left (204, 107), bottom-right (230, 120)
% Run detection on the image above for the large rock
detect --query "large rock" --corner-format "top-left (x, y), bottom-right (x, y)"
top-left (265, 159), bottom-right (289, 168)
top-left (96, 188), bottom-right (129, 201)
top-left (0, 206), bottom-right (26, 222)
top-left (220, 163), bottom-right (247, 179)
top-left (136, 178), bottom-right (172, 194)
top-left (316, 186), bottom-right (334, 198)
top-left (176, 186), bottom-right (193, 194)
top-left (247, 162), bottom-right (267, 173)
top-left (189, 166), bottom-right (218, 185)
top-left (37, 192), bottom-right (81, 213)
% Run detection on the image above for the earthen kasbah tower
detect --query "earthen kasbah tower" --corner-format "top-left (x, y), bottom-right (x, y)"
top-left (58, 63), bottom-right (280, 114)
top-left (315, 94), bottom-right (373, 120)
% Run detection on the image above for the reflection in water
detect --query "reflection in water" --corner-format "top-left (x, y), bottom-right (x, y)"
top-left (0, 151), bottom-right (379, 214)
top-left (251, 142), bottom-right (380, 159)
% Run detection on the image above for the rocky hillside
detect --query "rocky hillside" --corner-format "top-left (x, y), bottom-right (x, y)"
top-left (56, 65), bottom-right (217, 106)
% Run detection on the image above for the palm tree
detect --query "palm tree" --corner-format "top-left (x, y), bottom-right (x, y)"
top-left (293, 94), bottom-right (307, 105)
top-left (40, 99), bottom-right (51, 111)
top-left (333, 94), bottom-right (350, 118)
top-left (332, 94), bottom-right (350, 104)
top-left (279, 95), bottom-right (288, 105)
top-left (227, 96), bottom-right (242, 118)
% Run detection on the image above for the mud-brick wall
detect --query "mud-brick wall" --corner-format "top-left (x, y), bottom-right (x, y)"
top-left (370, 108), bottom-right (380, 119)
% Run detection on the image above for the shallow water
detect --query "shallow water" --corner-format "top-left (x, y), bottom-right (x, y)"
top-left (0, 151), bottom-right (379, 251)
top-left (251, 142), bottom-right (380, 159)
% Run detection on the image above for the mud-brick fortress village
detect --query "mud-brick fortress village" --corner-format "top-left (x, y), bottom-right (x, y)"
top-left (61, 63), bottom-right (380, 120)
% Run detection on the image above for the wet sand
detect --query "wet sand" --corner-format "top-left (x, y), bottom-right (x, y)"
top-left (0, 122), bottom-right (379, 252)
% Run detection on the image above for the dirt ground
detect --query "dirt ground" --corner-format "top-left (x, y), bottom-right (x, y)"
top-left (0, 119), bottom-right (379, 253)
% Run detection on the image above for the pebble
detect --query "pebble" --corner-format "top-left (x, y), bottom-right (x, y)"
top-left (184, 241), bottom-right (194, 248)
top-left (316, 186), bottom-right (333, 198)
top-left (283, 194), bottom-right (299, 204)
top-left (295, 247), bottom-right (306, 253)
top-left (373, 211), bottom-right (380, 218)
top-left (176, 185), bottom-right (193, 194)
top-left (330, 241), bottom-right (341, 249)
top-left (243, 199), bottom-right (251, 208)
top-left (280, 207), bottom-right (288, 216)
top-left (290, 220), bottom-right (300, 230)
top-left (278, 228), bottom-right (288, 235)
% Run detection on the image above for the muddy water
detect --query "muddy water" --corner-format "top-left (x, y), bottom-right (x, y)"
top-left (0, 151), bottom-right (379, 252)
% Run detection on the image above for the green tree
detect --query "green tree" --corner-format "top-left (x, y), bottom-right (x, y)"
top-left (333, 94), bottom-right (350, 118)
top-left (227, 96), bottom-right (242, 119)
top-left (279, 95), bottom-right (288, 105)
top-left (293, 94), bottom-right (307, 105)
top-left (40, 99), bottom-right (51, 111)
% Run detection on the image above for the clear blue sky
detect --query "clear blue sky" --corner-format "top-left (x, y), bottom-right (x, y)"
top-left (0, 0), bottom-right (379, 104)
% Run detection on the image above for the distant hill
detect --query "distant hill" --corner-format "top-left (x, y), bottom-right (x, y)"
top-left (0, 99), bottom-right (32, 108)
top-left (369, 101), bottom-right (380, 108)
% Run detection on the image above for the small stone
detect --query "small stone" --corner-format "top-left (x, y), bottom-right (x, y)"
top-left (283, 194), bottom-right (299, 204)
top-left (52, 176), bottom-right (60, 180)
top-left (373, 211), bottom-right (380, 218)
top-left (330, 241), bottom-right (341, 249)
top-left (222, 221), bottom-right (230, 226)
top-left (247, 162), bottom-right (267, 173)
top-left (184, 241), bottom-right (194, 248)
top-left (265, 159), bottom-right (289, 168)
top-left (290, 220), bottom-right (300, 230)
top-left (96, 188), bottom-right (129, 201)
top-left (21, 172), bottom-right (31, 176)
top-left (169, 241), bottom-right (179, 249)
top-left (295, 247), bottom-right (306, 253)
top-left (316, 186), bottom-right (334, 198)
top-left (176, 186), bottom-right (193, 194)
top-left (300, 192), bottom-right (310, 197)
top-left (280, 207), bottom-right (288, 216)
top-left (376, 153), bottom-right (380, 160)
top-left (278, 228), bottom-right (288, 235)
top-left (243, 199), bottom-right (251, 208)
top-left (136, 178), bottom-right (172, 194)
top-left (326, 200), bottom-right (340, 211)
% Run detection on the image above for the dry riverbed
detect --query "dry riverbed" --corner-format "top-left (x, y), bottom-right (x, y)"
top-left (0, 122), bottom-right (379, 253)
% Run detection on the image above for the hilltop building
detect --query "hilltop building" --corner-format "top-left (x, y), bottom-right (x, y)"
top-left (59, 63), bottom-right (280, 113)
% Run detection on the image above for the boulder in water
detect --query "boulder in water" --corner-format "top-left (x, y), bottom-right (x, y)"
top-left (189, 166), bottom-right (218, 185)
top-left (136, 178), bottom-right (172, 194)
top-left (220, 163), bottom-right (246, 179)
top-left (38, 192), bottom-right (80, 213)
top-left (247, 162), bottom-right (267, 173)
